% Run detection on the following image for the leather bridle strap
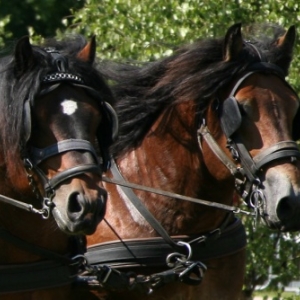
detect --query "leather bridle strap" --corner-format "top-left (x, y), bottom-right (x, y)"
top-left (253, 141), bottom-right (300, 169)
top-left (197, 125), bottom-right (238, 176)
top-left (0, 194), bottom-right (45, 215)
top-left (28, 139), bottom-right (102, 197)
top-left (30, 139), bottom-right (100, 165)
top-left (45, 164), bottom-right (102, 191)
top-left (106, 160), bottom-right (243, 213)
top-left (213, 64), bottom-right (300, 200)
top-left (198, 125), bottom-right (300, 183)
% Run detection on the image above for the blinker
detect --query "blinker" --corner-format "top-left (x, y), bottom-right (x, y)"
top-left (220, 96), bottom-right (242, 138)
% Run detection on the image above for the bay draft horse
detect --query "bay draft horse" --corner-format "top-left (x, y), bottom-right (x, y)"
top-left (0, 35), bottom-right (117, 299)
top-left (78, 24), bottom-right (300, 300)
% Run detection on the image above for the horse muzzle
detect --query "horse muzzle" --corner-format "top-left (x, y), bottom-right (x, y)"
top-left (52, 189), bottom-right (107, 235)
top-left (260, 169), bottom-right (300, 232)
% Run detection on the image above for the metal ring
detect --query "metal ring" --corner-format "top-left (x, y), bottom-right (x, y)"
top-left (249, 189), bottom-right (264, 209)
top-left (23, 158), bottom-right (33, 171)
top-left (166, 252), bottom-right (185, 267)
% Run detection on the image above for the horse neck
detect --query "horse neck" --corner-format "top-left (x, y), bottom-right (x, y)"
top-left (0, 168), bottom-right (69, 264)
top-left (113, 103), bottom-right (235, 235)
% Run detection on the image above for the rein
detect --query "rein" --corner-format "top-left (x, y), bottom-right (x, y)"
top-left (101, 175), bottom-right (250, 215)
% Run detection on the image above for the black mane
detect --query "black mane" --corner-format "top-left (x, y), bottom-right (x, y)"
top-left (0, 35), bottom-right (114, 171)
top-left (98, 24), bottom-right (290, 157)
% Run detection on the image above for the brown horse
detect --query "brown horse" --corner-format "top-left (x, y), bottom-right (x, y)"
top-left (0, 35), bottom-right (117, 299)
top-left (78, 24), bottom-right (300, 299)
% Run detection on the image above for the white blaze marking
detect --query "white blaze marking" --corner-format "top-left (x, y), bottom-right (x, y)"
top-left (61, 100), bottom-right (78, 115)
top-left (116, 185), bottom-right (148, 226)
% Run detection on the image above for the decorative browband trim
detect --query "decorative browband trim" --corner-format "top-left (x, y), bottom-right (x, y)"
top-left (42, 72), bottom-right (84, 83)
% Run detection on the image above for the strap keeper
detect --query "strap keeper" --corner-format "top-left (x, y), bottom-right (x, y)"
top-left (97, 265), bottom-right (131, 290)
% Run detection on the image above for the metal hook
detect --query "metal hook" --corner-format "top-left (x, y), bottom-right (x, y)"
top-left (177, 241), bottom-right (192, 261)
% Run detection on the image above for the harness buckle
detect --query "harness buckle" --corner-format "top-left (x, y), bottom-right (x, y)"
top-left (178, 261), bottom-right (207, 285)
top-left (96, 265), bottom-right (131, 290)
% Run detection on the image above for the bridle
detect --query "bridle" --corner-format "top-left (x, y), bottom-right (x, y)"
top-left (0, 47), bottom-right (118, 294)
top-left (0, 47), bottom-right (118, 218)
top-left (198, 61), bottom-right (300, 218)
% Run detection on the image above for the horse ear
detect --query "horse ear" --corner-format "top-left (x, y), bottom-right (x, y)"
top-left (273, 25), bottom-right (296, 72)
top-left (14, 36), bottom-right (35, 77)
top-left (223, 23), bottom-right (244, 62)
top-left (77, 35), bottom-right (96, 64)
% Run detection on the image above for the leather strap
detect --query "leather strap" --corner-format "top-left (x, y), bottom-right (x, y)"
top-left (110, 159), bottom-right (179, 250)
top-left (46, 164), bottom-right (102, 191)
top-left (253, 141), bottom-right (300, 169)
top-left (30, 139), bottom-right (100, 165)
top-left (0, 260), bottom-right (75, 294)
top-left (85, 218), bottom-right (246, 268)
top-left (0, 227), bottom-right (71, 265)
top-left (198, 125), bottom-right (238, 176)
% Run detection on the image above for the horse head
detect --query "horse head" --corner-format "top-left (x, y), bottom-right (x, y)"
top-left (3, 36), bottom-right (118, 235)
top-left (202, 24), bottom-right (300, 231)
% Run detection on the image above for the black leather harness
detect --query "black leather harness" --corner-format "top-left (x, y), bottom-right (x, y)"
top-left (0, 226), bottom-right (85, 294)
top-left (74, 161), bottom-right (246, 294)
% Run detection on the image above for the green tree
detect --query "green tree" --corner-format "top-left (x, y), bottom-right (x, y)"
top-left (242, 216), bottom-right (300, 298)
top-left (0, 0), bottom-right (84, 50)
top-left (66, 0), bottom-right (300, 90)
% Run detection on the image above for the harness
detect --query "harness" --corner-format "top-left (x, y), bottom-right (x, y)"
top-left (0, 48), bottom-right (118, 293)
top-left (0, 226), bottom-right (85, 294)
top-left (74, 56), bottom-right (300, 294)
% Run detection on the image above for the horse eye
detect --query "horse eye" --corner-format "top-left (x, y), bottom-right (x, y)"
top-left (238, 103), bottom-right (247, 116)
top-left (238, 102), bottom-right (253, 117)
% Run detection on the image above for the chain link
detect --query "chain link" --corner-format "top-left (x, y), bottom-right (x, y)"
top-left (23, 158), bottom-right (42, 200)
top-left (249, 186), bottom-right (265, 230)
top-left (23, 157), bottom-right (54, 219)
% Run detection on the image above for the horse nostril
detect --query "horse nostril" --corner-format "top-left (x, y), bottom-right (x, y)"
top-left (67, 192), bottom-right (85, 221)
top-left (277, 197), bottom-right (293, 221)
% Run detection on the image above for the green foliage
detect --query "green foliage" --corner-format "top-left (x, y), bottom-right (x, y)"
top-left (242, 215), bottom-right (300, 296)
top-left (0, 0), bottom-right (84, 50)
top-left (65, 0), bottom-right (300, 91)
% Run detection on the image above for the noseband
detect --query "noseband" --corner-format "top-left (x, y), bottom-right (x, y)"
top-left (199, 62), bottom-right (300, 213)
